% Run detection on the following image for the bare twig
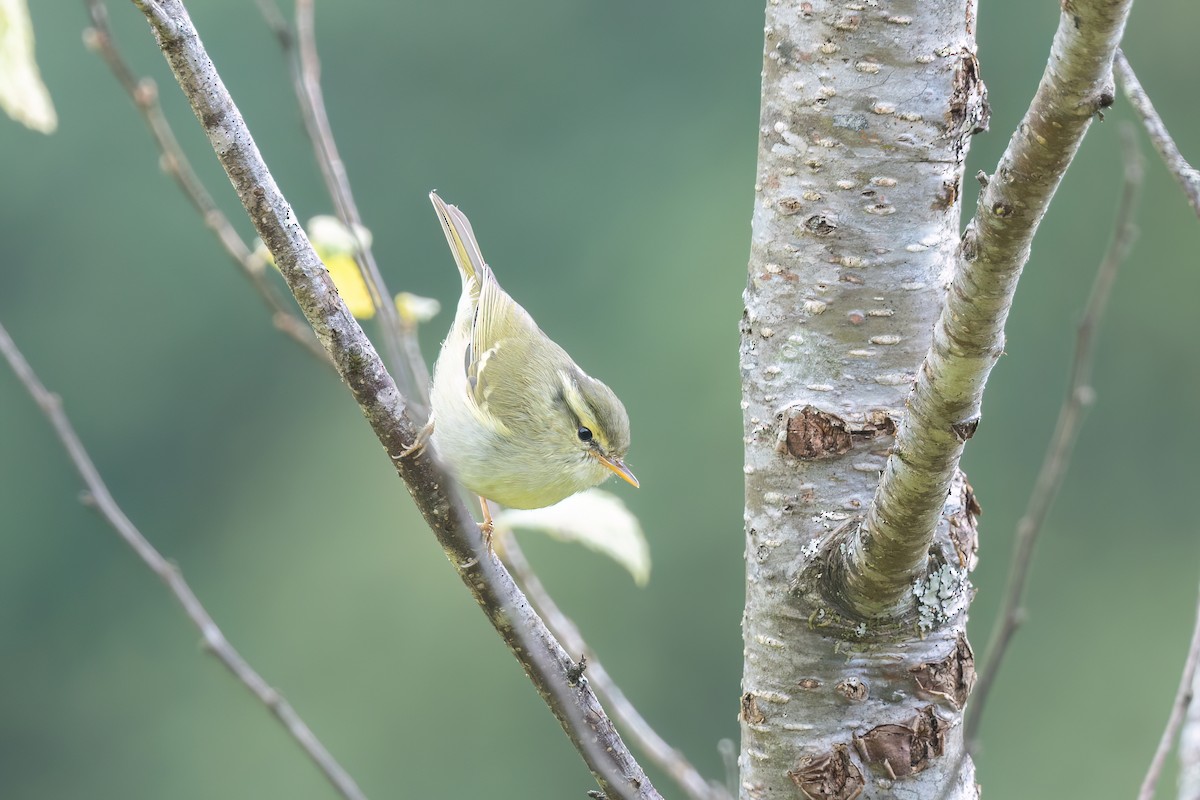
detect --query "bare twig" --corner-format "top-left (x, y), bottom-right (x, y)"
top-left (254, 0), bottom-right (290, 47)
top-left (82, 0), bottom-right (327, 364)
top-left (277, 6), bottom-right (693, 790)
top-left (1178, 658), bottom-right (1200, 799)
top-left (270, 0), bottom-right (429, 414)
top-left (1114, 50), bottom-right (1200, 221)
top-left (0, 321), bottom-right (367, 800)
top-left (1139, 583), bottom-right (1200, 800)
top-left (127, 3), bottom-right (658, 796)
top-left (502, 534), bottom-right (730, 800)
top-left (717, 739), bottom-right (737, 799)
top-left (838, 0), bottom-right (1135, 616)
top-left (966, 125), bottom-right (1143, 744)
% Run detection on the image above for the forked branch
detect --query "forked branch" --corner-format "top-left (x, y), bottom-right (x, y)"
top-left (82, 0), bottom-right (326, 363)
top-left (128, 1), bottom-right (657, 796)
top-left (503, 535), bottom-right (730, 800)
top-left (839, 0), bottom-right (1135, 616)
top-left (262, 0), bottom-right (428, 412)
top-left (967, 125), bottom-right (1143, 745)
top-left (1114, 50), bottom-right (1200, 220)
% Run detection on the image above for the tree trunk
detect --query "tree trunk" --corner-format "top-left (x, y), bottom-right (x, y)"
top-left (739, 2), bottom-right (985, 797)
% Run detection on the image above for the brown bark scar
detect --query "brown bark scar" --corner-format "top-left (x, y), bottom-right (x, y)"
top-left (910, 634), bottom-right (976, 709)
top-left (740, 692), bottom-right (767, 725)
top-left (854, 705), bottom-right (947, 778)
top-left (785, 407), bottom-right (896, 460)
top-left (788, 743), bottom-right (864, 800)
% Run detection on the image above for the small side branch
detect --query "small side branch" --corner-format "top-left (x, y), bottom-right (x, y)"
top-left (127, 2), bottom-right (657, 796)
top-left (82, 0), bottom-right (327, 364)
top-left (839, 0), bottom-right (1134, 616)
top-left (0, 322), bottom-right (366, 800)
top-left (265, 0), bottom-right (428, 412)
top-left (1139, 583), bottom-right (1200, 800)
top-left (1114, 50), bottom-right (1200, 221)
top-left (967, 126), bottom-right (1143, 744)
top-left (503, 535), bottom-right (730, 800)
top-left (1178, 654), bottom-right (1200, 798)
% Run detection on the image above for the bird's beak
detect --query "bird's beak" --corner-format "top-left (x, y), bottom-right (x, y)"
top-left (595, 453), bottom-right (640, 488)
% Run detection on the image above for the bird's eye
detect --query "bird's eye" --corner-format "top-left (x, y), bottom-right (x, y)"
top-left (577, 426), bottom-right (593, 442)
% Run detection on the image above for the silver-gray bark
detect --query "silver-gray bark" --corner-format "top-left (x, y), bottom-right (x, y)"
top-left (740, 0), bottom-right (1134, 796)
top-left (740, 2), bottom-right (983, 797)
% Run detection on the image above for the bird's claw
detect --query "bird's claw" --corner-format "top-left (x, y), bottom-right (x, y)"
top-left (395, 420), bottom-right (434, 459)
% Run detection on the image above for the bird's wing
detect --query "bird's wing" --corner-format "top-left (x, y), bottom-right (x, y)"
top-left (463, 269), bottom-right (540, 426)
top-left (431, 193), bottom-right (543, 435)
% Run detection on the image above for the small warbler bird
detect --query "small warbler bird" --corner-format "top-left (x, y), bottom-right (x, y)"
top-left (422, 192), bottom-right (637, 531)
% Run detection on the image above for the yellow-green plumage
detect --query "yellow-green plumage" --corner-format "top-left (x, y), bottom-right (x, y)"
top-left (427, 192), bottom-right (636, 510)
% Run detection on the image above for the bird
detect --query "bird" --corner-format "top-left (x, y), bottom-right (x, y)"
top-left (416, 192), bottom-right (638, 538)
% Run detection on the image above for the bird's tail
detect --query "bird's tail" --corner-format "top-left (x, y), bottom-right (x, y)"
top-left (430, 191), bottom-right (487, 289)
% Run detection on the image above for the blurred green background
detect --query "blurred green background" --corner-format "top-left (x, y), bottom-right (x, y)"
top-left (2, 1), bottom-right (1198, 798)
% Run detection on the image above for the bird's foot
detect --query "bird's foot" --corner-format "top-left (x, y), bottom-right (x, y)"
top-left (479, 519), bottom-right (495, 554)
top-left (478, 496), bottom-right (496, 554)
top-left (396, 420), bottom-right (434, 459)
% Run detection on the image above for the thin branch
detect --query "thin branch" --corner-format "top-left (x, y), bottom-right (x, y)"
top-left (1114, 50), bottom-right (1200, 221)
top-left (1178, 657), bottom-right (1200, 799)
top-left (253, 0), bottom-right (290, 48)
top-left (966, 125), bottom-right (1142, 744)
top-left (279, 5), bottom-right (694, 791)
top-left (1140, 582), bottom-right (1200, 800)
top-left (836, 0), bottom-right (1135, 616)
top-left (127, 3), bottom-right (658, 796)
top-left (502, 534), bottom-right (730, 800)
top-left (0, 321), bottom-right (367, 800)
top-left (270, 0), bottom-right (429, 414)
top-left (81, 0), bottom-right (327, 365)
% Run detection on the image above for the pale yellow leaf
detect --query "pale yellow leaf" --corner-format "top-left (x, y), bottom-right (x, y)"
top-left (0, 0), bottom-right (57, 134)
top-left (307, 215), bottom-right (372, 255)
top-left (394, 292), bottom-right (441, 325)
